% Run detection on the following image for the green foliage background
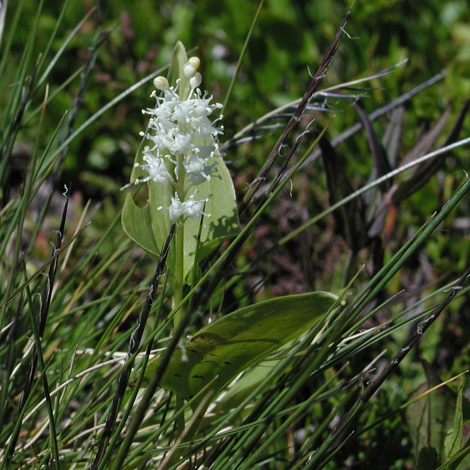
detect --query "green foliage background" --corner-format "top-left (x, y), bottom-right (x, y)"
top-left (9, 0), bottom-right (470, 189)
top-left (3, 0), bottom-right (470, 468)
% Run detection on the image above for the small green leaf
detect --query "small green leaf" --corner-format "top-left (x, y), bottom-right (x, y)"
top-left (442, 381), bottom-right (470, 470)
top-left (122, 190), bottom-right (170, 259)
top-left (167, 40), bottom-right (191, 97)
top-left (139, 292), bottom-right (337, 406)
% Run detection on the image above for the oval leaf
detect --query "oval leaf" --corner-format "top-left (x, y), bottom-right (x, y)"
top-left (139, 292), bottom-right (337, 404)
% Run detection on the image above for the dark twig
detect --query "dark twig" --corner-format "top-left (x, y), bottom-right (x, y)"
top-left (239, 8), bottom-right (352, 215)
top-left (360, 269), bottom-right (470, 403)
top-left (192, 11), bottom-right (352, 310)
top-left (301, 70), bottom-right (447, 169)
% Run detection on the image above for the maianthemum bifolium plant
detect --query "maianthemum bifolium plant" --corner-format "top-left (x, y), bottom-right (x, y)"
top-left (2, 3), bottom-right (470, 470)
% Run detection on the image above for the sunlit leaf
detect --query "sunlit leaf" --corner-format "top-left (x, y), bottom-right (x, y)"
top-left (138, 292), bottom-right (337, 407)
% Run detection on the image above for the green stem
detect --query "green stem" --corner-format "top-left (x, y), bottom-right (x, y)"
top-left (172, 156), bottom-right (186, 333)
top-left (172, 220), bottom-right (185, 330)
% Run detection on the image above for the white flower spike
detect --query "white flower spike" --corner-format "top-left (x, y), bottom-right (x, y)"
top-left (134, 56), bottom-right (223, 223)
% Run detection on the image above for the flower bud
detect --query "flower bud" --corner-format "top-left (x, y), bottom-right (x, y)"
top-left (183, 63), bottom-right (197, 79)
top-left (188, 56), bottom-right (201, 70)
top-left (154, 76), bottom-right (169, 91)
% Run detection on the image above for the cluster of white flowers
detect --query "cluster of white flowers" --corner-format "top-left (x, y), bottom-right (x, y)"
top-left (134, 56), bottom-right (223, 223)
top-left (167, 191), bottom-right (210, 222)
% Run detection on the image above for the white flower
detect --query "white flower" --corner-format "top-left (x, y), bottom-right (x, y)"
top-left (141, 82), bottom-right (222, 159)
top-left (182, 193), bottom-right (210, 220)
top-left (184, 148), bottom-right (219, 184)
top-left (184, 155), bottom-right (206, 176)
top-left (167, 193), bottom-right (185, 223)
top-left (159, 191), bottom-right (210, 223)
top-left (134, 148), bottom-right (173, 185)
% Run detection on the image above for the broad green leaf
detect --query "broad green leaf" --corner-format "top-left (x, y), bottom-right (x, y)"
top-left (209, 335), bottom-right (311, 416)
top-left (139, 292), bottom-right (337, 406)
top-left (212, 357), bottom-right (280, 412)
top-left (122, 153), bottom-right (239, 280)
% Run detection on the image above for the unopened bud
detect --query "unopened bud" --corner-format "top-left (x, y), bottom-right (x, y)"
top-left (154, 76), bottom-right (169, 91)
top-left (183, 63), bottom-right (197, 79)
top-left (188, 56), bottom-right (201, 70)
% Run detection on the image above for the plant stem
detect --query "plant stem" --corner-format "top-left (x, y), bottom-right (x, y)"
top-left (172, 220), bottom-right (185, 330)
top-left (172, 155), bottom-right (187, 330)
